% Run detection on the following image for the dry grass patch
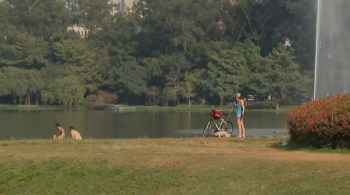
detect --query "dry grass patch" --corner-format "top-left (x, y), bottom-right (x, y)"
top-left (2, 137), bottom-right (350, 165)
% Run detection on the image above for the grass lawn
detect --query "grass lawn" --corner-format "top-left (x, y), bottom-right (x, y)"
top-left (1, 138), bottom-right (350, 194)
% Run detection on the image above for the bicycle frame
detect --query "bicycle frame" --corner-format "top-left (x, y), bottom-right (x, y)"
top-left (203, 106), bottom-right (234, 137)
top-left (212, 118), bottom-right (228, 132)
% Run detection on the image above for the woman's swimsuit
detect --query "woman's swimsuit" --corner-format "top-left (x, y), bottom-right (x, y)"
top-left (236, 100), bottom-right (242, 118)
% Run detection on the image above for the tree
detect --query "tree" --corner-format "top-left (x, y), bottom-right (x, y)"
top-left (144, 86), bottom-right (160, 106)
top-left (7, 0), bottom-right (70, 39)
top-left (0, 67), bottom-right (28, 104)
top-left (41, 76), bottom-right (85, 107)
top-left (0, 0), bottom-right (315, 106)
top-left (25, 69), bottom-right (44, 105)
top-left (65, 0), bottom-right (112, 29)
top-left (235, 40), bottom-right (270, 98)
top-left (206, 47), bottom-right (249, 106)
top-left (100, 56), bottom-right (147, 104)
top-left (265, 44), bottom-right (305, 104)
top-left (0, 25), bottom-right (48, 68)
top-left (133, 0), bottom-right (221, 56)
top-left (141, 54), bottom-right (190, 106)
top-left (50, 38), bottom-right (96, 91)
top-left (269, 0), bottom-right (317, 71)
top-left (0, 1), bottom-right (10, 24)
top-left (180, 70), bottom-right (205, 110)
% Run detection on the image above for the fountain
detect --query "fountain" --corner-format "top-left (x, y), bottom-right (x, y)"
top-left (314, 0), bottom-right (350, 99)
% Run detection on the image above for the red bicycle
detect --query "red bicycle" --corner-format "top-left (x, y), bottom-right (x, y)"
top-left (203, 106), bottom-right (234, 137)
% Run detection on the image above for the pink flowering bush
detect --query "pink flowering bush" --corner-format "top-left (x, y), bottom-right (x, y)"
top-left (288, 94), bottom-right (350, 148)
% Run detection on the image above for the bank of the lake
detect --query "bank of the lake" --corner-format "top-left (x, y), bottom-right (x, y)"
top-left (1, 138), bottom-right (350, 194)
top-left (0, 104), bottom-right (65, 111)
top-left (0, 103), bottom-right (297, 112)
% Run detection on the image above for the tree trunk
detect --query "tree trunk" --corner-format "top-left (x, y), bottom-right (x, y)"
top-left (153, 91), bottom-right (156, 106)
top-left (27, 93), bottom-right (31, 105)
top-left (36, 93), bottom-right (39, 105)
top-left (220, 96), bottom-right (224, 106)
top-left (188, 92), bottom-right (191, 111)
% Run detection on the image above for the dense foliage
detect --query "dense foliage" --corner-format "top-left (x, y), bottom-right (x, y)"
top-left (288, 94), bottom-right (350, 148)
top-left (0, 0), bottom-right (316, 107)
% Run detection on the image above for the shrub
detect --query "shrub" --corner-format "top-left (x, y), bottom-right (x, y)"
top-left (85, 90), bottom-right (118, 108)
top-left (288, 94), bottom-right (350, 148)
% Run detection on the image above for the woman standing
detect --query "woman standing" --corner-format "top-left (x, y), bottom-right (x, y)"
top-left (235, 93), bottom-right (246, 138)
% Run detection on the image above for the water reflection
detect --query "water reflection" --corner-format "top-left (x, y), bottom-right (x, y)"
top-left (0, 110), bottom-right (291, 140)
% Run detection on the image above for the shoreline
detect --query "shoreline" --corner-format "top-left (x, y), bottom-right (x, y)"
top-left (0, 103), bottom-right (296, 112)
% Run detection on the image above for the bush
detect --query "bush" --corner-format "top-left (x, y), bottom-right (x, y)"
top-left (85, 90), bottom-right (118, 108)
top-left (288, 94), bottom-right (350, 148)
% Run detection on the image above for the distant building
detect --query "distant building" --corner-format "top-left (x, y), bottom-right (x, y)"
top-left (225, 0), bottom-right (240, 5)
top-left (109, 0), bottom-right (137, 14)
top-left (67, 25), bottom-right (89, 39)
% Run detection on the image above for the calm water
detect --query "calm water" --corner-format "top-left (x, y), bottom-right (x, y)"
top-left (0, 110), bottom-right (291, 140)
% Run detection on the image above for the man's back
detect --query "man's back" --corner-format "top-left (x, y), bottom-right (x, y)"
top-left (71, 130), bottom-right (82, 140)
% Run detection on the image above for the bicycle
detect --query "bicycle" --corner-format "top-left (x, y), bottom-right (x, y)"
top-left (203, 106), bottom-right (234, 137)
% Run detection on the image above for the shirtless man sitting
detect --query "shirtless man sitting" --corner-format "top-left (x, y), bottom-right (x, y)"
top-left (53, 123), bottom-right (65, 140)
top-left (69, 126), bottom-right (83, 140)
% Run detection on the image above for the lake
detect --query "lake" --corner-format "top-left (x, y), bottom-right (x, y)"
top-left (0, 109), bottom-right (291, 140)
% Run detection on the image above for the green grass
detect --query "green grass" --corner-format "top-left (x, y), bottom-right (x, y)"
top-left (1, 138), bottom-right (350, 194)
top-left (0, 159), bottom-right (185, 194)
top-left (3, 158), bottom-right (349, 195)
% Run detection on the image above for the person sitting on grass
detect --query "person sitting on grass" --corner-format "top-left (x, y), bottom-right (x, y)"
top-left (53, 123), bottom-right (65, 140)
top-left (69, 126), bottom-right (83, 140)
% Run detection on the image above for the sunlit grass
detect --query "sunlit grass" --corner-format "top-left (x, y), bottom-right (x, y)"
top-left (1, 138), bottom-right (350, 194)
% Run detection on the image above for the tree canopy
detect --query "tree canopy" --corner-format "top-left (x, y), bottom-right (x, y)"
top-left (0, 0), bottom-right (316, 107)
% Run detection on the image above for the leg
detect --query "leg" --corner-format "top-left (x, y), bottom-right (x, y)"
top-left (236, 118), bottom-right (242, 138)
top-left (241, 119), bottom-right (246, 138)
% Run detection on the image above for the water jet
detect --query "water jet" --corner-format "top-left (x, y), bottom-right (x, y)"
top-left (314, 0), bottom-right (350, 99)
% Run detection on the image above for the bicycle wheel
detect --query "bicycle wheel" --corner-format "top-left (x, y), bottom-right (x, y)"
top-left (219, 120), bottom-right (234, 136)
top-left (203, 119), bottom-right (214, 137)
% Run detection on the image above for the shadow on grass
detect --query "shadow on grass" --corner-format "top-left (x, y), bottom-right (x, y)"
top-left (271, 140), bottom-right (350, 154)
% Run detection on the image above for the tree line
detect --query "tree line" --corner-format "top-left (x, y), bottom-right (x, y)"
top-left (0, 0), bottom-right (316, 107)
